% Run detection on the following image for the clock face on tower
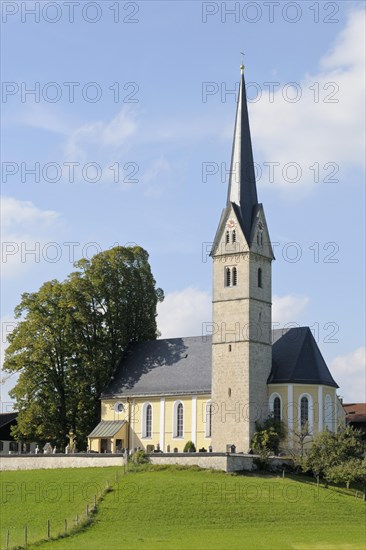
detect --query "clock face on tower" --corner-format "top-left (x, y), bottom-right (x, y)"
top-left (226, 218), bottom-right (237, 230)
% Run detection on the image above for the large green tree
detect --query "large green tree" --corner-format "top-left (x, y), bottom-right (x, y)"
top-left (4, 246), bottom-right (164, 449)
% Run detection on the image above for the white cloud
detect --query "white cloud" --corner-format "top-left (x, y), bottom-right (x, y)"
top-left (157, 287), bottom-right (211, 339)
top-left (251, 8), bottom-right (365, 188)
top-left (330, 347), bottom-right (366, 402)
top-left (158, 290), bottom-right (309, 338)
top-left (272, 294), bottom-right (309, 325)
top-left (1, 196), bottom-right (60, 278)
top-left (64, 107), bottom-right (138, 162)
top-left (1, 196), bottom-right (59, 231)
top-left (142, 157), bottom-right (171, 196)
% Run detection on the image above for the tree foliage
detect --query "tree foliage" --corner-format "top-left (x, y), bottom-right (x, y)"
top-left (4, 246), bottom-right (164, 449)
top-left (303, 424), bottom-right (364, 480)
top-left (251, 416), bottom-right (287, 457)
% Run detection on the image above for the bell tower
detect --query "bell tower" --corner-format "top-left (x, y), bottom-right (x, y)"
top-left (211, 64), bottom-right (274, 452)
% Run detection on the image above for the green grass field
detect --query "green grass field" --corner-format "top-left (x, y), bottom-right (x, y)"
top-left (1, 465), bottom-right (365, 550)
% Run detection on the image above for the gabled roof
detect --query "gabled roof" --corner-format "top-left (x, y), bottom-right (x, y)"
top-left (88, 420), bottom-right (126, 438)
top-left (269, 327), bottom-right (338, 388)
top-left (103, 336), bottom-right (212, 398)
top-left (102, 328), bottom-right (339, 399)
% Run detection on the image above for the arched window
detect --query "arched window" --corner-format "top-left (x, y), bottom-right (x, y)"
top-left (226, 231), bottom-right (230, 244)
top-left (324, 394), bottom-right (333, 431)
top-left (142, 403), bottom-right (152, 438)
top-left (173, 401), bottom-right (184, 438)
top-left (232, 230), bottom-right (236, 243)
top-left (232, 267), bottom-right (237, 286)
top-left (226, 267), bottom-right (231, 287)
top-left (300, 396), bottom-right (309, 427)
top-left (176, 403), bottom-right (183, 437)
top-left (258, 268), bottom-right (262, 288)
top-left (205, 402), bottom-right (213, 438)
top-left (269, 393), bottom-right (282, 422)
top-left (273, 397), bottom-right (281, 422)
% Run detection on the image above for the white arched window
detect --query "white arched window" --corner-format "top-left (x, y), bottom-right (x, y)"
top-left (324, 393), bottom-right (333, 431)
top-left (298, 393), bottom-right (313, 432)
top-left (205, 401), bottom-right (213, 438)
top-left (173, 401), bottom-right (184, 438)
top-left (269, 393), bottom-right (282, 422)
top-left (142, 403), bottom-right (152, 438)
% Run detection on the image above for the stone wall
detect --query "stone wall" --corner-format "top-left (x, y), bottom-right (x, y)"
top-left (0, 454), bottom-right (125, 471)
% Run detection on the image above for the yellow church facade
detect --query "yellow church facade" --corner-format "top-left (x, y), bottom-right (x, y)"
top-left (89, 394), bottom-right (212, 454)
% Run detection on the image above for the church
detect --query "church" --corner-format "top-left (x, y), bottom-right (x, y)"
top-left (88, 66), bottom-right (345, 455)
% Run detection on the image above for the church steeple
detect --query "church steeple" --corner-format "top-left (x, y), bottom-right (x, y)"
top-left (227, 65), bottom-right (258, 244)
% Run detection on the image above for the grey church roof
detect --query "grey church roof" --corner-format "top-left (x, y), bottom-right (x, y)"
top-left (269, 327), bottom-right (338, 388)
top-left (102, 328), bottom-right (338, 399)
top-left (102, 336), bottom-right (212, 398)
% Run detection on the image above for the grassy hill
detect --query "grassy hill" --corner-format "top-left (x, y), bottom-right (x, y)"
top-left (1, 465), bottom-right (364, 549)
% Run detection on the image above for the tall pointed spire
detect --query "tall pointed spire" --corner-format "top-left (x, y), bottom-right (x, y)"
top-left (226, 64), bottom-right (258, 243)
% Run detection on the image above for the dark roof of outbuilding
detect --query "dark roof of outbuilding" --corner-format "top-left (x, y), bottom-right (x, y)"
top-left (102, 336), bottom-right (212, 398)
top-left (269, 327), bottom-right (338, 388)
top-left (0, 412), bottom-right (18, 428)
top-left (103, 328), bottom-right (338, 398)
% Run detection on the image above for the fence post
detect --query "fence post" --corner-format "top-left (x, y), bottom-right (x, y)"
top-left (86, 504), bottom-right (89, 517)
top-left (24, 525), bottom-right (27, 547)
top-left (75, 514), bottom-right (78, 526)
top-left (64, 519), bottom-right (67, 534)
top-left (47, 519), bottom-right (50, 539)
top-left (6, 529), bottom-right (9, 549)
top-left (94, 494), bottom-right (97, 509)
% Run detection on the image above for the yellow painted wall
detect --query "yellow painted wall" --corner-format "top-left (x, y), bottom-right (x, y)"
top-left (99, 394), bottom-right (212, 453)
top-left (268, 383), bottom-right (345, 450)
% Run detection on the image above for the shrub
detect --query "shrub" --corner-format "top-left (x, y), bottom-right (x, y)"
top-left (183, 441), bottom-right (196, 453)
top-left (131, 450), bottom-right (149, 464)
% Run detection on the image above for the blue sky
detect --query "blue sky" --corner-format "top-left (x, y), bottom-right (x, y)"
top-left (1, 0), bottom-right (365, 405)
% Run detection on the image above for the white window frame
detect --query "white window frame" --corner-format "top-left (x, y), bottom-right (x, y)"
top-left (205, 400), bottom-right (213, 438)
top-left (269, 392), bottom-right (282, 421)
top-left (173, 401), bottom-right (184, 438)
top-left (324, 393), bottom-right (333, 431)
top-left (298, 393), bottom-right (314, 433)
top-left (142, 402), bottom-right (153, 439)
